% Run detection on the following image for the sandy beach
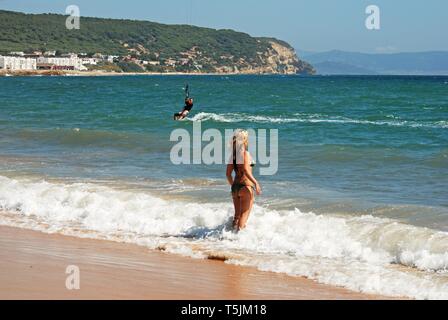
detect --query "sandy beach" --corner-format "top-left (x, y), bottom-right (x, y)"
top-left (0, 225), bottom-right (391, 300)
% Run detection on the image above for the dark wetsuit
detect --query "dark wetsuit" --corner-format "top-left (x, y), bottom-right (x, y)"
top-left (184, 99), bottom-right (194, 112)
top-left (174, 99), bottom-right (194, 120)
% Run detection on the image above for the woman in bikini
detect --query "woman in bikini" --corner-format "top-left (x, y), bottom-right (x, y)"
top-left (226, 129), bottom-right (262, 231)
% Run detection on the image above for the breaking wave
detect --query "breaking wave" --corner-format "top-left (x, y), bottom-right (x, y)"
top-left (189, 112), bottom-right (448, 129)
top-left (0, 175), bottom-right (447, 299)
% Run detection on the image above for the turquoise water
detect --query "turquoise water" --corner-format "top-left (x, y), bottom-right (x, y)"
top-left (1, 75), bottom-right (448, 298)
top-left (1, 76), bottom-right (447, 214)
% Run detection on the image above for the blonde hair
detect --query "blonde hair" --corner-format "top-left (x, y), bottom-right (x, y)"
top-left (230, 129), bottom-right (249, 165)
top-left (233, 129), bottom-right (249, 149)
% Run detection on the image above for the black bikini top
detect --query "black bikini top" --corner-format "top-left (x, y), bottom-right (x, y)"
top-left (233, 139), bottom-right (255, 170)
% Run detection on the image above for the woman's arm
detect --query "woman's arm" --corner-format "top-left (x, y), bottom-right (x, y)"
top-left (243, 152), bottom-right (262, 195)
top-left (226, 164), bottom-right (234, 185)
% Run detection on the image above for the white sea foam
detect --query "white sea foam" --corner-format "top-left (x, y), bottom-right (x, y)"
top-left (189, 112), bottom-right (302, 123)
top-left (189, 112), bottom-right (238, 123)
top-left (0, 175), bottom-right (447, 299)
top-left (188, 112), bottom-right (447, 129)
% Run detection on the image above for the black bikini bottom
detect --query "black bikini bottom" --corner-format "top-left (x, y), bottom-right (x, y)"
top-left (231, 183), bottom-right (255, 195)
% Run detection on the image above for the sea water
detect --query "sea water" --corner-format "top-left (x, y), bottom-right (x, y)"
top-left (0, 75), bottom-right (447, 299)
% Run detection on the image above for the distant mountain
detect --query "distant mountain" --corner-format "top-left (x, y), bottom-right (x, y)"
top-left (296, 49), bottom-right (319, 58)
top-left (0, 10), bottom-right (315, 74)
top-left (302, 50), bottom-right (448, 75)
top-left (312, 61), bottom-right (377, 75)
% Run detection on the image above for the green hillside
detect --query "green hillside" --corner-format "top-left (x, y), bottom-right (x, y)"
top-left (0, 10), bottom-right (315, 74)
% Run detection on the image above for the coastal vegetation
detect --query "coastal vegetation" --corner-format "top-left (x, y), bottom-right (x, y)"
top-left (0, 10), bottom-right (315, 74)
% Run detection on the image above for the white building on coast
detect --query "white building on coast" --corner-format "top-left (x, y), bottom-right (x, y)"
top-left (1, 53), bottom-right (122, 72)
top-left (37, 56), bottom-right (87, 71)
top-left (0, 56), bottom-right (37, 70)
top-left (9, 51), bottom-right (25, 56)
top-left (81, 57), bottom-right (99, 66)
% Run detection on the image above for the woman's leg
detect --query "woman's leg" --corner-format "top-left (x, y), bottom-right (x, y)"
top-left (232, 193), bottom-right (241, 230)
top-left (237, 187), bottom-right (254, 230)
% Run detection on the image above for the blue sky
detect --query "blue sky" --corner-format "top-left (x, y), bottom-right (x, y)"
top-left (1, 0), bottom-right (447, 53)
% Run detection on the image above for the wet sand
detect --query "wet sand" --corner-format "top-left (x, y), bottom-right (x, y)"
top-left (0, 225), bottom-right (392, 300)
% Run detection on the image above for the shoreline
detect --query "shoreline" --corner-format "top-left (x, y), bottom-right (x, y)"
top-left (0, 225), bottom-right (394, 300)
top-left (0, 69), bottom-right (299, 77)
top-left (1, 70), bottom-right (446, 77)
